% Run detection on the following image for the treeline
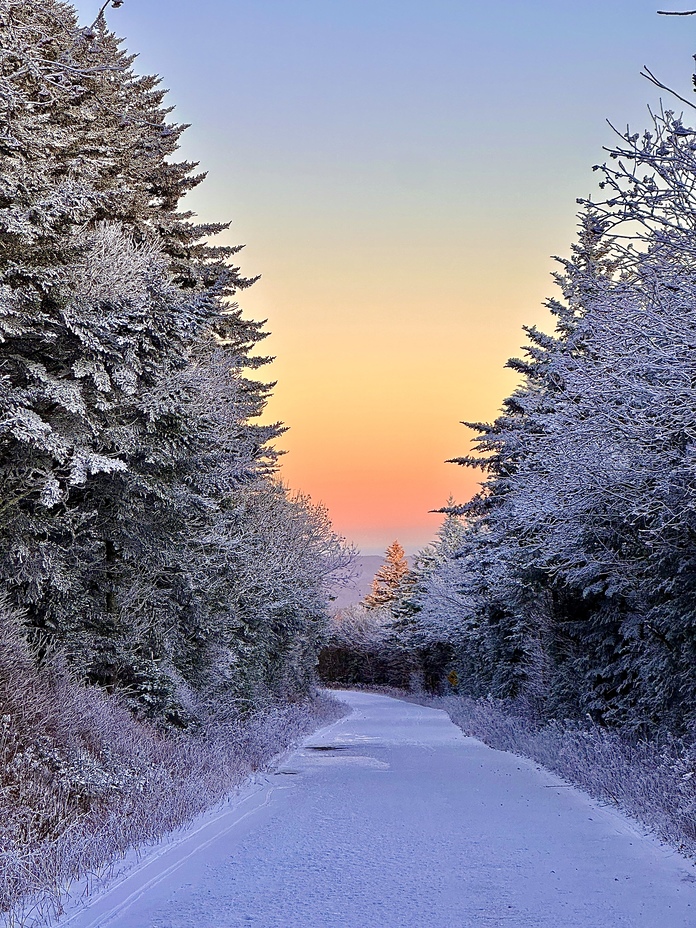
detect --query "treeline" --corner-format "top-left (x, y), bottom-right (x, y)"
top-left (328, 86), bottom-right (696, 740)
top-left (415, 96), bottom-right (696, 735)
top-left (0, 3), bottom-right (352, 917)
top-left (319, 541), bottom-right (415, 687)
top-left (0, 0), bottom-right (349, 723)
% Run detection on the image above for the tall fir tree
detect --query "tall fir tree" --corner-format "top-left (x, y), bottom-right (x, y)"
top-left (0, 0), bottom-right (349, 720)
top-left (364, 540), bottom-right (410, 610)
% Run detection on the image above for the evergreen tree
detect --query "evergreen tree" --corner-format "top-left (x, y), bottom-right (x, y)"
top-left (420, 147), bottom-right (696, 731)
top-left (364, 541), bottom-right (410, 609)
top-left (0, 0), bottom-right (350, 720)
top-left (391, 507), bottom-right (467, 691)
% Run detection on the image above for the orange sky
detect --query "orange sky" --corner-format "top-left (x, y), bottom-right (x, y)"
top-left (234, 230), bottom-right (564, 553)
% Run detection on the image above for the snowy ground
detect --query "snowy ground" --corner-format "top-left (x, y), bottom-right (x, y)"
top-left (57, 691), bottom-right (696, 928)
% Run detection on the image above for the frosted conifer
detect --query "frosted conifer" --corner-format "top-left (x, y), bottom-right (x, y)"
top-left (0, 1), bottom-right (342, 717)
top-left (364, 541), bottom-right (410, 609)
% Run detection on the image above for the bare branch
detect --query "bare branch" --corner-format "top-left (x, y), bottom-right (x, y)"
top-left (640, 65), bottom-right (696, 110)
top-left (657, 9), bottom-right (696, 14)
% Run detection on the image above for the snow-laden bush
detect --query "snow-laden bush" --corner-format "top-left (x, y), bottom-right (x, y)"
top-left (0, 597), bottom-right (344, 926)
top-left (318, 604), bottom-right (415, 688)
top-left (424, 694), bottom-right (696, 857)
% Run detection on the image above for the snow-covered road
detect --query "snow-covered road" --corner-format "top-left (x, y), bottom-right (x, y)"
top-left (61, 691), bottom-right (696, 927)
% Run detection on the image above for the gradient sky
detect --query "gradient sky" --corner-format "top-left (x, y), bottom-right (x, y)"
top-left (73, 0), bottom-right (696, 553)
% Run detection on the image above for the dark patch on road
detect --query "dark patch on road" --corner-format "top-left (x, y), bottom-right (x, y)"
top-left (305, 745), bottom-right (350, 752)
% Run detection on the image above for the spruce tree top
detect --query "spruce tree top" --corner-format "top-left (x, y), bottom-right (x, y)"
top-left (0, 0), bottom-right (254, 304)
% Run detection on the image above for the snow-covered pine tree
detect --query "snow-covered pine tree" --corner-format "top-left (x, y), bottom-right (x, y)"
top-left (485, 216), bottom-right (645, 722)
top-left (364, 540), bottom-right (410, 609)
top-left (419, 212), bottom-right (630, 710)
top-left (426, 131), bottom-right (696, 732)
top-left (390, 506), bottom-right (467, 691)
top-left (491, 95), bottom-right (696, 731)
top-left (0, 1), bottom-right (312, 718)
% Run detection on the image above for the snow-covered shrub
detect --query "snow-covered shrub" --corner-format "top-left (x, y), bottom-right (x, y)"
top-left (183, 480), bottom-right (353, 709)
top-left (424, 694), bottom-right (696, 857)
top-left (0, 599), bottom-right (344, 926)
top-left (318, 604), bottom-right (415, 688)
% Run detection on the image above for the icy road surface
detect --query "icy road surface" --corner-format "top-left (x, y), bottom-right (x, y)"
top-left (61, 690), bottom-right (696, 928)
